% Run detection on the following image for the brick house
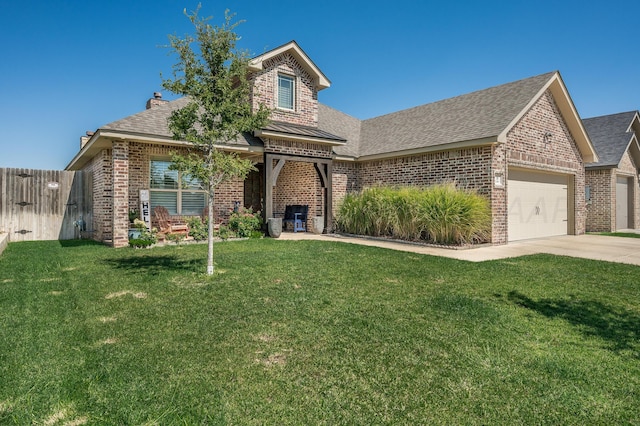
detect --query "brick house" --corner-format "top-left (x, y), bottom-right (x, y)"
top-left (65, 41), bottom-right (598, 247)
top-left (583, 111), bottom-right (640, 232)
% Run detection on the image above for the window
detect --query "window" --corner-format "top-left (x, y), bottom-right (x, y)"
top-left (278, 74), bottom-right (295, 110)
top-left (150, 160), bottom-right (206, 215)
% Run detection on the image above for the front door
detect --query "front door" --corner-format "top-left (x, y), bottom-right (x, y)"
top-left (244, 164), bottom-right (264, 213)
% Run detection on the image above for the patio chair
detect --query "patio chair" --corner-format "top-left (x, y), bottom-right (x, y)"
top-left (153, 206), bottom-right (189, 235)
top-left (283, 205), bottom-right (308, 232)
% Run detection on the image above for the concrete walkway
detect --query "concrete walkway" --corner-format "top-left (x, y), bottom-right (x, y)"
top-left (278, 232), bottom-right (640, 266)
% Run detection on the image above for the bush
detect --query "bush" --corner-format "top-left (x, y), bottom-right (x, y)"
top-left (187, 217), bottom-right (208, 241)
top-left (128, 227), bottom-right (158, 248)
top-left (336, 184), bottom-right (491, 245)
top-left (228, 207), bottom-right (262, 238)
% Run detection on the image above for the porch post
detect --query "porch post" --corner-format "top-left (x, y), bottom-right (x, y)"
top-left (325, 161), bottom-right (333, 233)
top-left (264, 153), bottom-right (274, 221)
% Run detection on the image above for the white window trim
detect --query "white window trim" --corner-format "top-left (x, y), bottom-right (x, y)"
top-left (277, 73), bottom-right (295, 111)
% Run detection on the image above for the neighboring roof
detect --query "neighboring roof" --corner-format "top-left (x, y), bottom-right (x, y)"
top-left (249, 40), bottom-right (331, 90)
top-left (583, 111), bottom-right (640, 169)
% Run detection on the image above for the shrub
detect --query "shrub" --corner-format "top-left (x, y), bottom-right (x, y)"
top-left (166, 232), bottom-right (186, 244)
top-left (187, 217), bottom-right (208, 241)
top-left (229, 207), bottom-right (262, 238)
top-left (128, 227), bottom-right (158, 248)
top-left (337, 184), bottom-right (491, 245)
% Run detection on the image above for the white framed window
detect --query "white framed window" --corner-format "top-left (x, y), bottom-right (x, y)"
top-left (150, 160), bottom-right (206, 215)
top-left (278, 74), bottom-right (295, 110)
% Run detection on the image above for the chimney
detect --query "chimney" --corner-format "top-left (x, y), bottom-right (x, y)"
top-left (80, 131), bottom-right (95, 149)
top-left (146, 92), bottom-right (169, 109)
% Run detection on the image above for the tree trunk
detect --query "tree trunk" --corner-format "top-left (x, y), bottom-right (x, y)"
top-left (207, 192), bottom-right (215, 275)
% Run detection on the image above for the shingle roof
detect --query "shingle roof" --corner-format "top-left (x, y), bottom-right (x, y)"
top-left (96, 71), bottom-right (563, 159)
top-left (101, 97), bottom-right (262, 146)
top-left (358, 72), bottom-right (556, 157)
top-left (583, 111), bottom-right (637, 168)
top-left (317, 104), bottom-right (361, 158)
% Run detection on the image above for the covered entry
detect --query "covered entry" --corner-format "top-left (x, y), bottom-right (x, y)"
top-left (508, 169), bottom-right (570, 241)
top-left (263, 152), bottom-right (333, 233)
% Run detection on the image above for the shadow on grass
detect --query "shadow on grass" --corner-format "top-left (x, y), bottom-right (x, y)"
top-left (508, 291), bottom-right (640, 357)
top-left (104, 254), bottom-right (204, 275)
top-left (59, 239), bottom-right (104, 248)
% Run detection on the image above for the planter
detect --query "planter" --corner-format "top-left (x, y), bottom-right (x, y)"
top-left (267, 218), bottom-right (282, 238)
top-left (128, 229), bottom-right (142, 239)
top-left (311, 216), bottom-right (324, 234)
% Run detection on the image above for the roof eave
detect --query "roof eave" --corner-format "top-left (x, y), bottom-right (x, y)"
top-left (357, 138), bottom-right (499, 162)
top-left (65, 129), bottom-right (265, 170)
top-left (254, 129), bottom-right (346, 146)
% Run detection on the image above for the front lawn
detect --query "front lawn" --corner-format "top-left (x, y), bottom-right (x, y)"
top-left (1, 240), bottom-right (638, 424)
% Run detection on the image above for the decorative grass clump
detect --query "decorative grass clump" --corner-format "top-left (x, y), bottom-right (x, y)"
top-left (337, 184), bottom-right (491, 245)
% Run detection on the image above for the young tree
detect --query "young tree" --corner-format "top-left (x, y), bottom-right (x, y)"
top-left (162, 7), bottom-right (270, 275)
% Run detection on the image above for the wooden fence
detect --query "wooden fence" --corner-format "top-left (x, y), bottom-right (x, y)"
top-left (0, 168), bottom-right (92, 242)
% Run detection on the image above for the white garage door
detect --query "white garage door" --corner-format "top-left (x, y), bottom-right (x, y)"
top-left (508, 170), bottom-right (568, 241)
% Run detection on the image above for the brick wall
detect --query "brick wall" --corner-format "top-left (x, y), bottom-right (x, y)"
top-left (112, 141), bottom-right (129, 247)
top-left (83, 149), bottom-right (112, 243)
top-left (273, 161), bottom-right (324, 220)
top-left (506, 89), bottom-right (586, 236)
top-left (250, 52), bottom-right (318, 127)
top-left (263, 138), bottom-right (333, 158)
top-left (586, 150), bottom-right (640, 232)
top-left (585, 169), bottom-right (614, 232)
top-left (332, 161), bottom-right (359, 217)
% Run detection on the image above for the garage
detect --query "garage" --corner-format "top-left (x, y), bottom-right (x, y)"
top-left (508, 169), bottom-right (569, 241)
top-left (616, 176), bottom-right (631, 230)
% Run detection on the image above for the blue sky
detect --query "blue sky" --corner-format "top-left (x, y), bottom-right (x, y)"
top-left (1, 0), bottom-right (639, 169)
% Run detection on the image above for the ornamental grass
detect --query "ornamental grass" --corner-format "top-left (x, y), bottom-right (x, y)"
top-left (336, 184), bottom-right (491, 245)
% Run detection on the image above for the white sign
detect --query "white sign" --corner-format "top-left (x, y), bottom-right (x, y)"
top-left (140, 189), bottom-right (151, 230)
top-left (47, 181), bottom-right (59, 189)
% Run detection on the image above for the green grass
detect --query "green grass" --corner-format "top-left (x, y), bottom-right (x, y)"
top-left (1, 239), bottom-right (639, 424)
top-left (596, 231), bottom-right (640, 239)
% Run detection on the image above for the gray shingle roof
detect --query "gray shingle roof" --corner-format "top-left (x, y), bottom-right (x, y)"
top-left (583, 111), bottom-right (637, 168)
top-left (97, 72), bottom-right (559, 159)
top-left (358, 72), bottom-right (556, 157)
top-left (102, 97), bottom-right (262, 146)
top-left (317, 103), bottom-right (361, 157)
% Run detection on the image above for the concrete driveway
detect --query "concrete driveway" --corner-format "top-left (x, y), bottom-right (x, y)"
top-left (279, 232), bottom-right (640, 266)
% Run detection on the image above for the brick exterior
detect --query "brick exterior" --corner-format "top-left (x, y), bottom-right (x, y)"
top-left (250, 52), bottom-right (318, 127)
top-left (586, 149), bottom-right (639, 232)
top-left (112, 141), bottom-right (130, 247)
top-left (505, 90), bottom-right (586, 239)
top-left (263, 138), bottom-right (332, 158)
top-left (82, 47), bottom-right (596, 247)
top-left (83, 150), bottom-right (112, 243)
top-left (585, 169), bottom-right (615, 232)
top-left (273, 161), bottom-right (324, 218)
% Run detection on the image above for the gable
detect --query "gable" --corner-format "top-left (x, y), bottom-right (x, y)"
top-left (249, 41), bottom-right (330, 90)
top-left (506, 90), bottom-right (583, 169)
